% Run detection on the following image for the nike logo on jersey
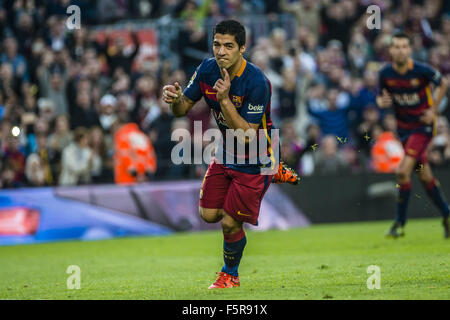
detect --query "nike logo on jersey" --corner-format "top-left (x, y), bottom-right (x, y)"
top-left (205, 89), bottom-right (217, 95)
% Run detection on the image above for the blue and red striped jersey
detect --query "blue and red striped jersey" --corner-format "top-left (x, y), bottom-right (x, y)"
top-left (183, 57), bottom-right (276, 174)
top-left (378, 59), bottom-right (442, 140)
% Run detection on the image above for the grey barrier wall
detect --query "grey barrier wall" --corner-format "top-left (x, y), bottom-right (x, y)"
top-left (279, 169), bottom-right (450, 224)
top-left (54, 182), bottom-right (310, 232)
top-left (53, 168), bottom-right (450, 227)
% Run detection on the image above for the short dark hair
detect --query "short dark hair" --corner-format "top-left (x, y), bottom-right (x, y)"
top-left (391, 31), bottom-right (411, 45)
top-left (213, 20), bottom-right (246, 47)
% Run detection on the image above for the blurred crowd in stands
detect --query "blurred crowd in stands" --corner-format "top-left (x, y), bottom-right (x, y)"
top-left (0, 0), bottom-right (449, 188)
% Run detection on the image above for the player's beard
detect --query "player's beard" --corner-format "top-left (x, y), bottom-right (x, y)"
top-left (394, 56), bottom-right (408, 67)
top-left (217, 57), bottom-right (238, 75)
top-left (217, 57), bottom-right (232, 69)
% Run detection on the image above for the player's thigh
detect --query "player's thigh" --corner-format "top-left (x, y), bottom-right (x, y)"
top-left (416, 162), bottom-right (434, 184)
top-left (396, 155), bottom-right (416, 182)
top-left (198, 160), bottom-right (230, 222)
top-left (223, 171), bottom-right (272, 226)
top-left (403, 133), bottom-right (432, 166)
top-left (199, 207), bottom-right (224, 223)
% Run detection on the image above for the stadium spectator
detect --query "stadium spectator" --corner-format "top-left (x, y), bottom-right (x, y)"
top-left (25, 153), bottom-right (46, 187)
top-left (166, 118), bottom-right (192, 179)
top-left (83, 53), bottom-right (111, 98)
top-left (0, 36), bottom-right (29, 82)
top-left (131, 75), bottom-right (160, 131)
top-left (348, 31), bottom-right (372, 76)
top-left (307, 86), bottom-right (350, 139)
top-left (250, 49), bottom-right (282, 123)
top-left (115, 93), bottom-right (133, 124)
top-left (206, 0), bottom-right (225, 26)
top-left (319, 0), bottom-right (364, 52)
top-left (0, 62), bottom-right (20, 96)
top-left (33, 132), bottom-right (55, 186)
top-left (59, 127), bottom-right (98, 186)
top-left (88, 126), bottom-right (111, 183)
top-left (411, 33), bottom-right (429, 63)
top-left (97, 0), bottom-right (128, 24)
top-left (313, 135), bottom-right (349, 175)
top-left (268, 28), bottom-right (288, 70)
top-left (97, 28), bottom-right (140, 76)
top-left (0, 161), bottom-right (22, 188)
top-left (48, 114), bottom-right (72, 155)
top-left (284, 38), bottom-right (316, 78)
top-left (278, 68), bottom-right (298, 120)
top-left (280, 119), bottom-right (303, 173)
top-left (38, 62), bottom-right (69, 117)
top-left (352, 68), bottom-right (379, 120)
top-left (98, 94), bottom-right (118, 132)
top-left (381, 112), bottom-right (397, 135)
top-left (66, 28), bottom-right (92, 62)
top-left (70, 90), bottom-right (100, 129)
top-left (297, 123), bottom-right (322, 176)
top-left (280, 0), bottom-right (321, 39)
top-left (36, 98), bottom-right (56, 124)
top-left (45, 16), bottom-right (67, 53)
top-left (429, 116), bottom-right (450, 168)
top-left (149, 96), bottom-right (176, 180)
top-left (177, 17), bottom-right (209, 77)
top-left (1, 134), bottom-right (26, 185)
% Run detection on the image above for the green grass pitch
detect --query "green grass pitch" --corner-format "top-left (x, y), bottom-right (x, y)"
top-left (0, 218), bottom-right (448, 300)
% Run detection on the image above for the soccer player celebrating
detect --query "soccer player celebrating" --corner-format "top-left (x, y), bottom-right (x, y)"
top-left (377, 32), bottom-right (449, 239)
top-left (162, 20), bottom-right (299, 289)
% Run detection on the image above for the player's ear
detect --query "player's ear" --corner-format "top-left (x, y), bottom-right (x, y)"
top-left (239, 44), bottom-right (246, 55)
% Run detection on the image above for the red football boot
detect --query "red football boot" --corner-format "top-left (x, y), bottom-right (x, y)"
top-left (208, 272), bottom-right (240, 289)
top-left (272, 162), bottom-right (300, 185)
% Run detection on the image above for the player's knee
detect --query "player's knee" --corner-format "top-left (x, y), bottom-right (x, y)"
top-left (199, 207), bottom-right (222, 223)
top-left (396, 168), bottom-right (409, 182)
top-left (221, 218), bottom-right (241, 235)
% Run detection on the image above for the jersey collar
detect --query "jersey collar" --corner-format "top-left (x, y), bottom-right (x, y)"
top-left (236, 58), bottom-right (247, 77)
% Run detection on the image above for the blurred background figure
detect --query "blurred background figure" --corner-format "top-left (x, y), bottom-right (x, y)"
top-left (313, 135), bottom-right (349, 176)
top-left (59, 127), bottom-right (98, 186)
top-left (114, 122), bottom-right (157, 184)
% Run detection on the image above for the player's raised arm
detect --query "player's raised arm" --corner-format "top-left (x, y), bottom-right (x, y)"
top-left (162, 82), bottom-right (195, 117)
top-left (376, 89), bottom-right (393, 109)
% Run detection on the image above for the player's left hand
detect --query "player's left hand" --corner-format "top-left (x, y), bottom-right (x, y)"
top-left (213, 68), bottom-right (230, 102)
top-left (419, 109), bottom-right (435, 125)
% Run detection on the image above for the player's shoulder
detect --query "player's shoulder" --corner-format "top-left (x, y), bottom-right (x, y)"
top-left (244, 60), bottom-right (270, 87)
top-left (378, 62), bottom-right (394, 75)
top-left (411, 60), bottom-right (435, 72)
top-left (197, 57), bottom-right (218, 75)
top-left (245, 61), bottom-right (268, 80)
